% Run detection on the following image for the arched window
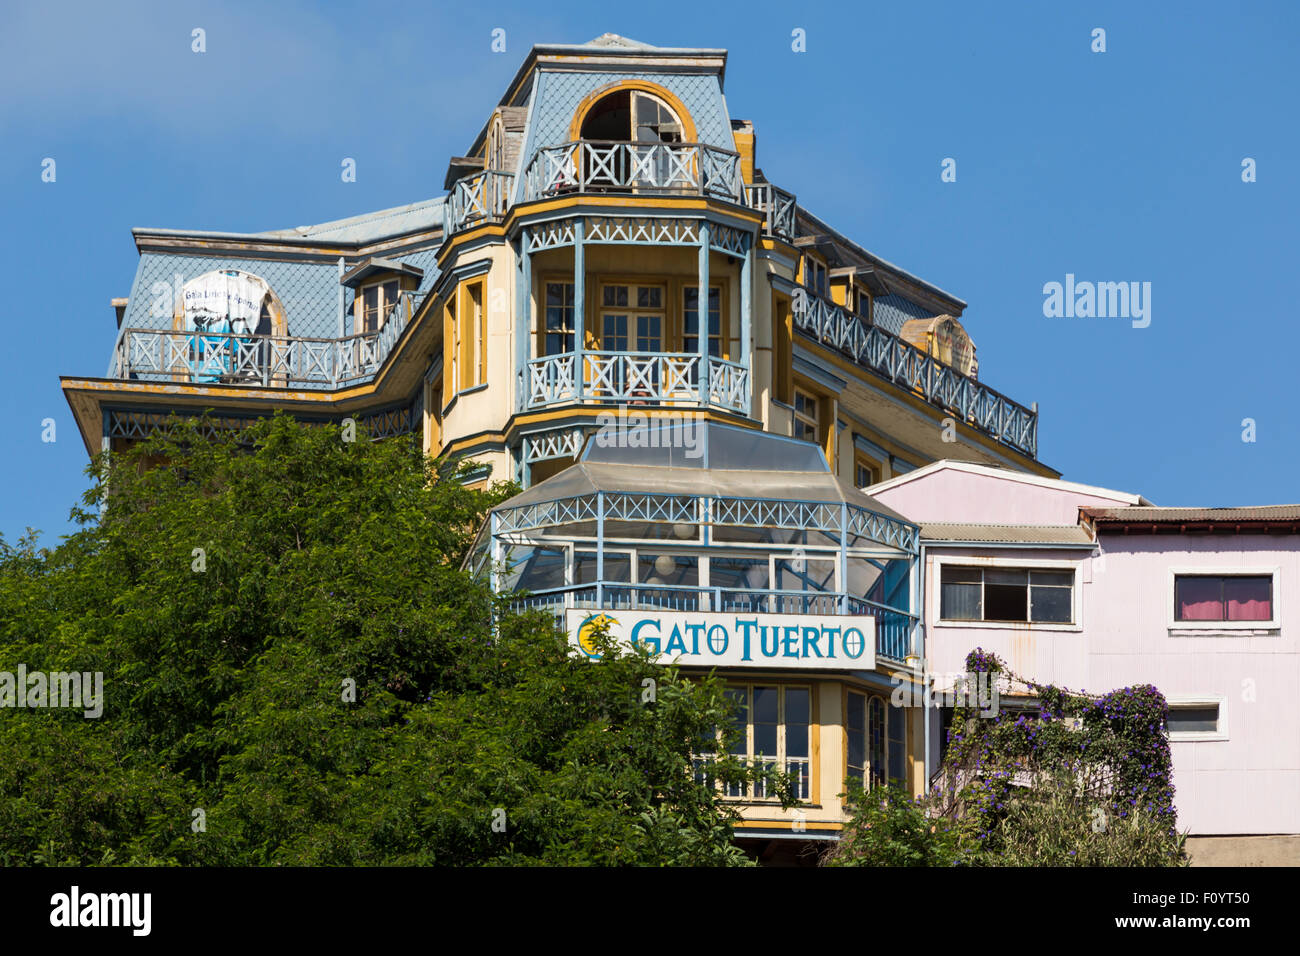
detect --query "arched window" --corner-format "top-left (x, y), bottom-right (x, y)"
top-left (569, 86), bottom-right (691, 192)
top-left (579, 88), bottom-right (683, 144)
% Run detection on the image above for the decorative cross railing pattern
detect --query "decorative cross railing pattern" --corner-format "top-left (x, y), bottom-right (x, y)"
top-left (523, 140), bottom-right (745, 204)
top-left (790, 285), bottom-right (1038, 458)
top-left (519, 351), bottom-right (750, 414)
top-left (444, 170), bottom-right (514, 235)
top-left (743, 183), bottom-right (797, 241)
top-left (113, 291), bottom-right (418, 390)
top-left (492, 492), bottom-right (918, 555)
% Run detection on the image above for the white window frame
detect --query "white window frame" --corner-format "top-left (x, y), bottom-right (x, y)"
top-left (845, 689), bottom-right (906, 791)
top-left (1166, 566), bottom-right (1281, 633)
top-left (931, 555), bottom-right (1083, 632)
top-left (718, 683), bottom-right (814, 803)
top-left (1165, 695), bottom-right (1228, 742)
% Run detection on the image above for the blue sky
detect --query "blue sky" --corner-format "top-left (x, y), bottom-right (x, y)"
top-left (1, 0), bottom-right (1296, 545)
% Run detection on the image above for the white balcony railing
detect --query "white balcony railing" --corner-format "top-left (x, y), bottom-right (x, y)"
top-left (112, 292), bottom-right (418, 390)
top-left (442, 143), bottom-right (796, 242)
top-left (444, 170), bottom-right (514, 235)
top-left (791, 285), bottom-right (1038, 458)
top-left (523, 140), bottom-right (745, 204)
top-left (743, 183), bottom-right (797, 241)
top-left (518, 351), bottom-right (750, 414)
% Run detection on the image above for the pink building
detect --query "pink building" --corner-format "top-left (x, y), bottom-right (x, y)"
top-left (869, 460), bottom-right (1300, 864)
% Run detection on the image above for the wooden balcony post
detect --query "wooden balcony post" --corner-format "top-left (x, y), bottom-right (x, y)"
top-left (697, 222), bottom-right (710, 404)
top-left (574, 218), bottom-right (586, 403)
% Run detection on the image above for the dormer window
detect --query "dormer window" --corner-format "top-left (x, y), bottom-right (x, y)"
top-left (803, 255), bottom-right (827, 297)
top-left (341, 257), bottom-right (423, 336)
top-left (360, 279), bottom-right (399, 334)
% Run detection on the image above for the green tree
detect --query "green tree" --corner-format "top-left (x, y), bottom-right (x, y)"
top-left (0, 414), bottom-right (764, 866)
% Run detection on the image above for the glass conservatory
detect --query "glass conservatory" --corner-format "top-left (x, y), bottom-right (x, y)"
top-left (469, 421), bottom-right (920, 665)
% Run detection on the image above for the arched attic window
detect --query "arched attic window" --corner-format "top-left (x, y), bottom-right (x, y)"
top-left (579, 88), bottom-right (683, 145)
top-left (568, 85), bottom-right (694, 192)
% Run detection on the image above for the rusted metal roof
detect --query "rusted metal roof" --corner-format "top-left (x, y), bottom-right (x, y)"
top-left (1086, 505), bottom-right (1300, 533)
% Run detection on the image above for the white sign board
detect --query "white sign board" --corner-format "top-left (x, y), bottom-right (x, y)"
top-left (566, 609), bottom-right (876, 670)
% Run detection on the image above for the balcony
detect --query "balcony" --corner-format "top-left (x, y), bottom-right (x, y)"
top-left (743, 182), bottom-right (797, 242)
top-left (441, 140), bottom-right (798, 242)
top-left (111, 291), bottom-right (418, 391)
top-left (522, 140), bottom-right (745, 204)
top-left (519, 351), bottom-right (750, 414)
top-left (791, 285), bottom-right (1039, 458)
top-left (443, 169), bottom-right (513, 235)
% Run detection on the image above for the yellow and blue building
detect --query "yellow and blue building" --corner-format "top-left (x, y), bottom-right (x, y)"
top-left (62, 33), bottom-right (1056, 857)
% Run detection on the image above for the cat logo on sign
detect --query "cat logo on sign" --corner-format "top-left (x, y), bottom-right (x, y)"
top-left (576, 613), bottom-right (617, 659)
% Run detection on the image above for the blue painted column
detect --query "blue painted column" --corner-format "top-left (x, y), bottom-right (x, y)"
top-left (697, 222), bottom-right (710, 404)
top-left (574, 218), bottom-right (586, 403)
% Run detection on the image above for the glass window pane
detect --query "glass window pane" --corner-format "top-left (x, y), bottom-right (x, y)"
top-left (868, 697), bottom-right (885, 786)
top-left (1031, 571), bottom-right (1073, 587)
top-left (887, 704), bottom-right (906, 782)
top-left (636, 553), bottom-right (698, 587)
top-left (726, 688), bottom-right (748, 755)
top-left (1176, 577), bottom-right (1224, 621)
top-left (785, 687), bottom-right (810, 725)
top-left (501, 545), bottom-right (566, 592)
top-left (710, 557), bottom-right (769, 590)
top-left (941, 581), bottom-right (982, 620)
top-left (1167, 705), bottom-right (1219, 733)
top-left (785, 687), bottom-right (810, 763)
top-left (574, 550), bottom-right (631, 585)
top-left (774, 557), bottom-right (836, 593)
top-left (753, 686), bottom-right (779, 725)
top-left (1030, 585), bottom-right (1072, 623)
top-left (1225, 576), bottom-right (1272, 621)
top-left (942, 566), bottom-right (982, 584)
top-left (985, 569), bottom-right (1028, 586)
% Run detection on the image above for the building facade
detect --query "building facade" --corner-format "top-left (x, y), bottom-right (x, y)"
top-left (870, 462), bottom-right (1300, 863)
top-left (63, 33), bottom-right (1294, 862)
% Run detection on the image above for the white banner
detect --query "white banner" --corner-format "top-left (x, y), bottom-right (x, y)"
top-left (566, 609), bottom-right (875, 670)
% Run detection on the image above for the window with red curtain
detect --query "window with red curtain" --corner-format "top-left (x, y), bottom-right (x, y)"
top-left (1175, 575), bottom-right (1272, 622)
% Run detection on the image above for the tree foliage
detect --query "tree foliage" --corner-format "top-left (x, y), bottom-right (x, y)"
top-left (0, 415), bottom-right (758, 866)
top-left (829, 649), bottom-right (1187, 867)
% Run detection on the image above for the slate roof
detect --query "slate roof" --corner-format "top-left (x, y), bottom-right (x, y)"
top-left (254, 197), bottom-right (446, 245)
top-left (117, 244), bottom-right (440, 342)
